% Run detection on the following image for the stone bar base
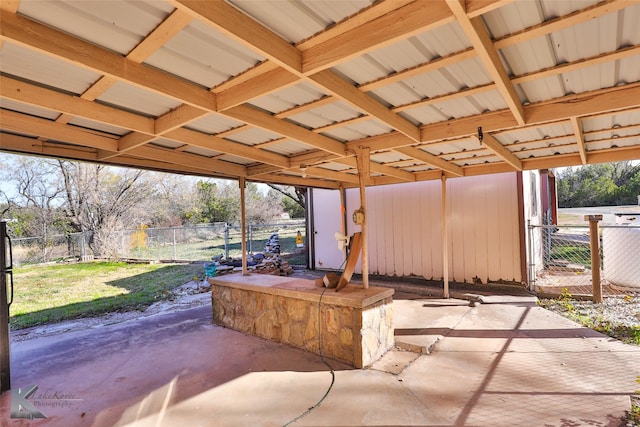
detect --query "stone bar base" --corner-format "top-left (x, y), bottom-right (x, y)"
top-left (209, 274), bottom-right (394, 368)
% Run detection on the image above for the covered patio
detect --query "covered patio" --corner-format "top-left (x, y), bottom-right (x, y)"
top-left (2, 0), bottom-right (640, 424)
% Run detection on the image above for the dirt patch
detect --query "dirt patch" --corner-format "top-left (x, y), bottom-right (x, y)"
top-left (10, 280), bottom-right (212, 343)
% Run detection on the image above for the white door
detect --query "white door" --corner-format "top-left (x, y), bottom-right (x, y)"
top-left (311, 188), bottom-right (345, 270)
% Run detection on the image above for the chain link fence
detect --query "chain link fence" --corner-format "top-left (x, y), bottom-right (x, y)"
top-left (9, 221), bottom-right (307, 266)
top-left (530, 222), bottom-right (640, 294)
top-left (11, 232), bottom-right (92, 266)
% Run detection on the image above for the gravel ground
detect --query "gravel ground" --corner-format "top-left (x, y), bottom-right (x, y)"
top-left (539, 294), bottom-right (640, 343)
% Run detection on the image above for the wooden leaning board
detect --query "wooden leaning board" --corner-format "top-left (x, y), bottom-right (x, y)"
top-left (336, 232), bottom-right (362, 291)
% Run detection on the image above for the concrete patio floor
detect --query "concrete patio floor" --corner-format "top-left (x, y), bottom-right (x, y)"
top-left (1, 285), bottom-right (639, 426)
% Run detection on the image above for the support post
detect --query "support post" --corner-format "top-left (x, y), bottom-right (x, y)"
top-left (441, 174), bottom-right (449, 299)
top-left (355, 147), bottom-right (370, 289)
top-left (339, 184), bottom-right (347, 261)
top-left (584, 215), bottom-right (603, 303)
top-left (240, 177), bottom-right (248, 276)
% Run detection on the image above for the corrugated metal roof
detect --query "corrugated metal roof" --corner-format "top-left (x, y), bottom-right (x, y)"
top-left (0, 42), bottom-right (100, 95)
top-left (67, 118), bottom-right (129, 137)
top-left (97, 82), bottom-right (181, 117)
top-left (226, 128), bottom-right (282, 146)
top-left (262, 140), bottom-right (315, 156)
top-left (18, 0), bottom-right (174, 56)
top-left (1, 0), bottom-right (639, 188)
top-left (229, 0), bottom-right (373, 44)
top-left (183, 146), bottom-right (223, 158)
top-left (217, 154), bottom-right (257, 165)
top-left (186, 115), bottom-right (244, 135)
top-left (145, 20), bottom-right (266, 88)
top-left (0, 99), bottom-right (60, 121)
top-left (151, 139), bottom-right (184, 150)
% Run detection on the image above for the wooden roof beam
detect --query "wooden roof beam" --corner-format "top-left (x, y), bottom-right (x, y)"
top-left (302, 166), bottom-right (360, 184)
top-left (223, 104), bottom-right (347, 157)
top-left (172, 0), bottom-right (429, 145)
top-left (256, 173), bottom-right (340, 189)
top-left (0, 110), bottom-right (119, 152)
top-left (394, 146), bottom-right (464, 176)
top-left (0, 10), bottom-right (218, 111)
top-left (494, 0), bottom-right (631, 50)
top-left (478, 133), bottom-right (522, 170)
top-left (309, 70), bottom-right (421, 142)
top-left (446, 0), bottom-right (525, 126)
top-left (301, 0), bottom-right (454, 73)
top-left (127, 145), bottom-right (247, 177)
top-left (0, 76), bottom-right (155, 135)
top-left (570, 117), bottom-right (588, 165)
top-left (164, 127), bottom-right (290, 168)
top-left (334, 157), bottom-right (415, 182)
top-left (171, 0), bottom-right (302, 73)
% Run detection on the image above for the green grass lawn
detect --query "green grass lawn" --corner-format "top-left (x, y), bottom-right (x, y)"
top-left (9, 261), bottom-right (203, 329)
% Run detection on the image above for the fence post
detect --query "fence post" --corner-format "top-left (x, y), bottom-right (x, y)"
top-left (248, 224), bottom-right (253, 255)
top-left (527, 220), bottom-right (535, 290)
top-left (584, 215), bottom-right (603, 303)
top-left (173, 228), bottom-right (177, 260)
top-left (81, 232), bottom-right (86, 260)
top-left (224, 223), bottom-right (229, 259)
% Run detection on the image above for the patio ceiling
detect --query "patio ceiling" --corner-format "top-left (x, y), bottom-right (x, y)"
top-left (1, 0), bottom-right (639, 189)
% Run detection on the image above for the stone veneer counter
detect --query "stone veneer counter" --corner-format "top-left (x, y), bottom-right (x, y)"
top-left (209, 274), bottom-right (394, 368)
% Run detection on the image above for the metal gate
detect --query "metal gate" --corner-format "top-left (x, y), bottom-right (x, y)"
top-left (528, 220), bottom-right (640, 296)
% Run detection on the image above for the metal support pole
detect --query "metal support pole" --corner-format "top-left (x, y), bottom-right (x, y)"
top-left (239, 178), bottom-right (248, 276)
top-left (1, 221), bottom-right (12, 392)
top-left (224, 224), bottom-right (229, 259)
top-left (585, 215), bottom-right (603, 303)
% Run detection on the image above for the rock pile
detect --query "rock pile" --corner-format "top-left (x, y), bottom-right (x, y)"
top-left (263, 233), bottom-right (280, 254)
top-left (206, 233), bottom-right (294, 277)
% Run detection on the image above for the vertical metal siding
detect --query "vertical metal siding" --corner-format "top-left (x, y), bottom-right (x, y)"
top-left (342, 174), bottom-right (521, 283)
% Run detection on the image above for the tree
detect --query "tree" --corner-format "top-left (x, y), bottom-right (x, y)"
top-left (58, 161), bottom-right (153, 257)
top-left (186, 180), bottom-right (287, 225)
top-left (145, 173), bottom-right (198, 227)
top-left (267, 185), bottom-right (306, 218)
top-left (185, 180), bottom-right (234, 224)
top-left (245, 183), bottom-right (283, 223)
top-left (0, 156), bottom-right (66, 260)
top-left (557, 162), bottom-right (640, 207)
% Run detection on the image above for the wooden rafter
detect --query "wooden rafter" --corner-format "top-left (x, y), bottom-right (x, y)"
top-left (0, 10), bottom-right (217, 110)
top-left (446, 0), bottom-right (525, 126)
top-left (570, 117), bottom-right (588, 165)
top-left (478, 133), bottom-right (522, 170)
